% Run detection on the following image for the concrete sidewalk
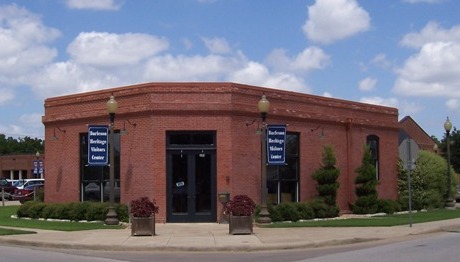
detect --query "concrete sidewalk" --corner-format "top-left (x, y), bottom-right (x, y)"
top-left (1, 218), bottom-right (460, 252)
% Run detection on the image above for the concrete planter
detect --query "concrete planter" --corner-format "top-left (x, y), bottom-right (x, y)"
top-left (229, 215), bottom-right (253, 235)
top-left (131, 216), bottom-right (155, 236)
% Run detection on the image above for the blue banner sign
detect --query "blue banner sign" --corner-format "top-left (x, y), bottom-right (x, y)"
top-left (88, 125), bottom-right (108, 166)
top-left (267, 125), bottom-right (286, 165)
top-left (33, 160), bottom-right (38, 175)
top-left (38, 160), bottom-right (44, 176)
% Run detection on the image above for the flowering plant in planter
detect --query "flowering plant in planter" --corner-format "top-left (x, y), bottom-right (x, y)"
top-left (129, 197), bottom-right (159, 218)
top-left (225, 194), bottom-right (256, 216)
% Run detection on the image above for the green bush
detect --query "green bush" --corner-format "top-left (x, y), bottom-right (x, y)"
top-left (294, 202), bottom-right (315, 220)
top-left (376, 199), bottom-right (400, 214)
top-left (16, 201), bottom-right (39, 218)
top-left (268, 205), bottom-right (283, 222)
top-left (275, 202), bottom-right (301, 222)
top-left (115, 204), bottom-right (129, 222)
top-left (15, 201), bottom-right (130, 223)
top-left (353, 146), bottom-right (378, 214)
top-left (41, 203), bottom-right (60, 219)
top-left (398, 150), bottom-right (455, 211)
top-left (312, 145), bottom-right (340, 208)
top-left (309, 198), bottom-right (330, 218)
top-left (269, 202), bottom-right (322, 222)
top-left (28, 202), bottom-right (47, 219)
top-left (68, 202), bottom-right (89, 221)
top-left (85, 202), bottom-right (109, 221)
top-left (352, 196), bottom-right (378, 214)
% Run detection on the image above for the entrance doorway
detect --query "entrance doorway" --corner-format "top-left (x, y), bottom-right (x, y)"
top-left (166, 132), bottom-right (216, 222)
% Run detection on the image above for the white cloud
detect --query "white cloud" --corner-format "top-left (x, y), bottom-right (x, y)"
top-left (67, 32), bottom-right (169, 67)
top-left (322, 92), bottom-right (333, 98)
top-left (393, 42), bottom-right (460, 98)
top-left (359, 77), bottom-right (377, 92)
top-left (0, 4), bottom-right (313, 111)
top-left (0, 4), bottom-right (59, 79)
top-left (446, 99), bottom-right (460, 110)
top-left (303, 0), bottom-right (370, 44)
top-left (227, 62), bottom-right (308, 92)
top-left (66, 0), bottom-right (122, 10)
top-left (359, 96), bottom-right (399, 108)
top-left (398, 100), bottom-right (422, 116)
top-left (202, 37), bottom-right (231, 54)
top-left (182, 38), bottom-right (193, 50)
top-left (400, 22), bottom-right (460, 49)
top-left (27, 60), bottom-right (145, 98)
top-left (395, 22), bottom-right (460, 99)
top-left (402, 0), bottom-right (445, 3)
top-left (370, 53), bottom-right (392, 69)
top-left (143, 53), bottom-right (243, 82)
top-left (0, 124), bottom-right (24, 138)
top-left (0, 113), bottom-right (43, 138)
top-left (0, 88), bottom-right (14, 105)
top-left (266, 47), bottom-right (329, 73)
top-left (19, 113), bottom-right (44, 128)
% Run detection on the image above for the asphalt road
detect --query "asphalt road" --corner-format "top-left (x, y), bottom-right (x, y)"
top-left (3, 232), bottom-right (459, 262)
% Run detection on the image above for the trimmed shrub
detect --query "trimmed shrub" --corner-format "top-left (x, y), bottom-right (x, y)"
top-left (353, 196), bottom-right (378, 214)
top-left (15, 201), bottom-right (130, 223)
top-left (85, 202), bottom-right (109, 221)
top-left (312, 145), bottom-right (340, 208)
top-left (115, 203), bottom-right (129, 222)
top-left (68, 202), bottom-right (90, 221)
top-left (376, 199), bottom-right (400, 214)
top-left (309, 198), bottom-right (329, 218)
top-left (16, 201), bottom-right (39, 218)
top-left (268, 205), bottom-right (283, 222)
top-left (353, 146), bottom-right (378, 214)
top-left (275, 202), bottom-right (301, 222)
top-left (41, 203), bottom-right (60, 219)
top-left (294, 202), bottom-right (315, 220)
top-left (28, 202), bottom-right (46, 219)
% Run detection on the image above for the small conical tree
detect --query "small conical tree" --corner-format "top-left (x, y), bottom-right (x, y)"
top-left (353, 146), bottom-right (378, 214)
top-left (312, 145), bottom-right (340, 217)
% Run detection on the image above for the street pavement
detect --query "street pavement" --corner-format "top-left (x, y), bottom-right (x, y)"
top-left (1, 201), bottom-right (460, 252)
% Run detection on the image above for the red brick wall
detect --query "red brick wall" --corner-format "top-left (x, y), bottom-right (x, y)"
top-left (43, 82), bottom-right (399, 221)
top-left (400, 116), bottom-right (437, 151)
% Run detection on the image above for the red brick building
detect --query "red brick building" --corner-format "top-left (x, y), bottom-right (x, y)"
top-left (42, 82), bottom-right (399, 223)
top-left (0, 154), bottom-right (45, 180)
top-left (399, 116), bottom-right (437, 152)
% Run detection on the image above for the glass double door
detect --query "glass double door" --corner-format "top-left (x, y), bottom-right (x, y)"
top-left (167, 150), bottom-right (216, 222)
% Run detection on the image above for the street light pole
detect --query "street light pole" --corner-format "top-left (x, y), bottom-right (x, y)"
top-left (105, 95), bottom-right (119, 225)
top-left (256, 94), bottom-right (271, 224)
top-left (444, 117), bottom-right (454, 208)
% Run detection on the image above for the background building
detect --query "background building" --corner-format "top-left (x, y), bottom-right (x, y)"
top-left (42, 82), bottom-right (399, 223)
top-left (399, 116), bottom-right (437, 152)
top-left (0, 154), bottom-right (44, 180)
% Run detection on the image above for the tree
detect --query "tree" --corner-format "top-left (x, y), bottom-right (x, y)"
top-left (311, 145), bottom-right (340, 217)
top-left (398, 150), bottom-right (455, 210)
top-left (0, 134), bottom-right (44, 155)
top-left (352, 146), bottom-right (378, 214)
top-left (439, 127), bottom-right (460, 174)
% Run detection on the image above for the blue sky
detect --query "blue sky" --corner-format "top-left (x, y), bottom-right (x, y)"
top-left (1, 0), bottom-right (459, 140)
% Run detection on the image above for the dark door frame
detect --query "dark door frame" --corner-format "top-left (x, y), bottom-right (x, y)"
top-left (166, 148), bottom-right (217, 222)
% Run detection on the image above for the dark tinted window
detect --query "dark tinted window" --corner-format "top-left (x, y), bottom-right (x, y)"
top-left (168, 132), bottom-right (215, 146)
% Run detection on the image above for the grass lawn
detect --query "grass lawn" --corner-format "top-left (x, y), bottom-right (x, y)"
top-left (0, 205), bottom-right (125, 232)
top-left (0, 227), bottom-right (36, 236)
top-left (262, 208), bottom-right (460, 228)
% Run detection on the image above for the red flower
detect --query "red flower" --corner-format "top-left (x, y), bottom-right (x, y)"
top-left (130, 197), bottom-right (159, 217)
top-left (225, 195), bottom-right (255, 216)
